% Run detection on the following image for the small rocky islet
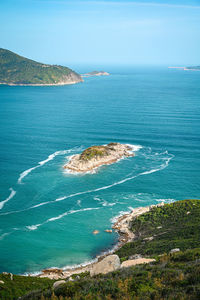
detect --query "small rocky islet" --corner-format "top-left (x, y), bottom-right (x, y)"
top-left (63, 143), bottom-right (134, 172)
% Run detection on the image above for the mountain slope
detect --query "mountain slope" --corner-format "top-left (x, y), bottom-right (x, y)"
top-left (0, 48), bottom-right (83, 85)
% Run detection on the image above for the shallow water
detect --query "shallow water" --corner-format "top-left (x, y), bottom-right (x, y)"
top-left (0, 66), bottom-right (199, 274)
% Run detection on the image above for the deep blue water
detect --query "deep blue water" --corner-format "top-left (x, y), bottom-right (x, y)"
top-left (0, 67), bottom-right (199, 274)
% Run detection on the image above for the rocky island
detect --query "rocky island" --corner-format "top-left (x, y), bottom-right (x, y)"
top-left (82, 70), bottom-right (110, 77)
top-left (64, 143), bottom-right (134, 172)
top-left (0, 48), bottom-right (83, 86)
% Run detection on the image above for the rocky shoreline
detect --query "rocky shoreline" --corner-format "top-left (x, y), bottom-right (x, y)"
top-left (64, 143), bottom-right (134, 173)
top-left (38, 203), bottom-right (164, 280)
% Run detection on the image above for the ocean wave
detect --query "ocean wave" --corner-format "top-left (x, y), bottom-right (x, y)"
top-left (0, 188), bottom-right (16, 210)
top-left (18, 149), bottom-right (73, 184)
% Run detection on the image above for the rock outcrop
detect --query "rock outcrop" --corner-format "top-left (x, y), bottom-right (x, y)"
top-left (121, 258), bottom-right (156, 268)
top-left (64, 143), bottom-right (134, 173)
top-left (53, 280), bottom-right (66, 289)
top-left (90, 255), bottom-right (120, 276)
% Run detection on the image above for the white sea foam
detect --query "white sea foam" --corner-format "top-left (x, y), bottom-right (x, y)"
top-left (77, 200), bottom-right (81, 206)
top-left (0, 232), bottom-right (11, 241)
top-left (18, 166), bottom-right (40, 184)
top-left (155, 198), bottom-right (175, 203)
top-left (18, 149), bottom-right (73, 184)
top-left (0, 188), bottom-right (16, 210)
top-left (1, 150), bottom-right (174, 216)
top-left (26, 225), bottom-right (40, 231)
top-left (26, 207), bottom-right (101, 231)
top-left (127, 144), bottom-right (143, 152)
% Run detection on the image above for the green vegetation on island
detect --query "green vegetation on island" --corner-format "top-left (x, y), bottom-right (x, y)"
top-left (1, 199), bottom-right (200, 299)
top-left (80, 143), bottom-right (118, 161)
top-left (0, 48), bottom-right (83, 85)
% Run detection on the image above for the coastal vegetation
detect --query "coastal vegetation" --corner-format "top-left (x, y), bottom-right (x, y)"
top-left (1, 199), bottom-right (200, 299)
top-left (0, 48), bottom-right (82, 85)
top-left (80, 143), bottom-right (119, 161)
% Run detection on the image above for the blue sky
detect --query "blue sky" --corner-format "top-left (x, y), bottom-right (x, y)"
top-left (0, 0), bottom-right (200, 66)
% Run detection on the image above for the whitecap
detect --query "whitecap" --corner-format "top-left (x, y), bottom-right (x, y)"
top-left (0, 188), bottom-right (16, 210)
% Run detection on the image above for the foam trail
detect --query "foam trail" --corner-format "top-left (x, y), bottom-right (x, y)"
top-left (18, 166), bottom-right (39, 184)
top-left (0, 154), bottom-right (174, 216)
top-left (0, 232), bottom-right (11, 241)
top-left (18, 149), bottom-right (73, 184)
top-left (0, 188), bottom-right (16, 210)
top-left (26, 207), bottom-right (100, 231)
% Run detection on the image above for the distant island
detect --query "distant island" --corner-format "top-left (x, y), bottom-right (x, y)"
top-left (0, 48), bottom-right (83, 86)
top-left (64, 143), bottom-right (134, 172)
top-left (82, 71), bottom-right (110, 77)
top-left (168, 66), bottom-right (200, 71)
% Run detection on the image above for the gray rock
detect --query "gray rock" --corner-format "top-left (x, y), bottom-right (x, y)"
top-left (128, 254), bottom-right (142, 260)
top-left (53, 280), bottom-right (66, 289)
top-left (0, 280), bottom-right (4, 284)
top-left (68, 277), bottom-right (75, 282)
top-left (90, 255), bottom-right (120, 276)
top-left (170, 248), bottom-right (180, 254)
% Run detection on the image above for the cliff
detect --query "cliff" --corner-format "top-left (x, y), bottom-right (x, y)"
top-left (0, 48), bottom-right (83, 85)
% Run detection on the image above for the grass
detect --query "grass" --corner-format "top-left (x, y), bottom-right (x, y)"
top-left (80, 146), bottom-right (109, 161)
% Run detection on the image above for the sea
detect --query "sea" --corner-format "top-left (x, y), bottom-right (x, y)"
top-left (0, 66), bottom-right (199, 274)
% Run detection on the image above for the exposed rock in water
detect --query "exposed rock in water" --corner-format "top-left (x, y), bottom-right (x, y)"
top-left (90, 255), bottom-right (120, 276)
top-left (64, 143), bottom-right (134, 173)
top-left (104, 229), bottom-right (112, 233)
top-left (82, 71), bottom-right (110, 77)
top-left (92, 230), bottom-right (100, 235)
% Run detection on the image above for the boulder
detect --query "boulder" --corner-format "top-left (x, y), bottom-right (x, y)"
top-left (121, 258), bottom-right (156, 268)
top-left (0, 280), bottom-right (4, 284)
top-left (68, 277), bottom-right (75, 282)
top-left (170, 248), bottom-right (180, 254)
top-left (90, 255), bottom-right (120, 276)
top-left (53, 280), bottom-right (66, 289)
top-left (104, 229), bottom-right (112, 233)
top-left (93, 230), bottom-right (99, 235)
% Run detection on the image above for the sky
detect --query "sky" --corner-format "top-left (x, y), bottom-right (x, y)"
top-left (0, 0), bottom-right (200, 66)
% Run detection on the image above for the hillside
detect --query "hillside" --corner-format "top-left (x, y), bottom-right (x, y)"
top-left (0, 199), bottom-right (200, 299)
top-left (0, 48), bottom-right (83, 85)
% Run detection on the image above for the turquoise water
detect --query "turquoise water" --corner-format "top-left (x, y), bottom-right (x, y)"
top-left (0, 67), bottom-right (199, 274)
